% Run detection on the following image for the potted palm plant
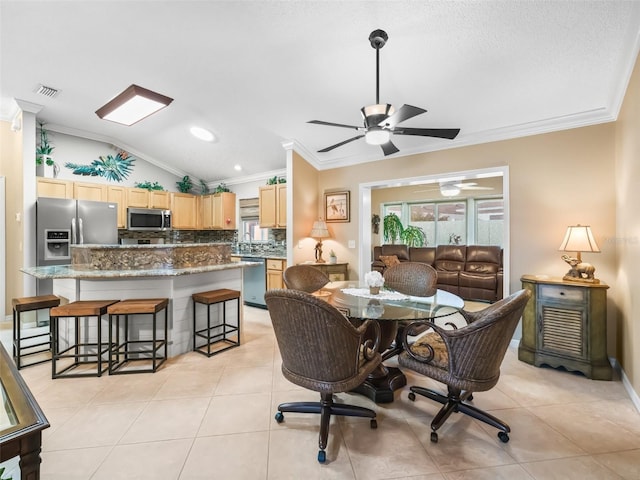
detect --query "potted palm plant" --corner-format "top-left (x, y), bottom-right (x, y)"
top-left (383, 213), bottom-right (404, 244)
top-left (35, 123), bottom-right (58, 178)
top-left (401, 225), bottom-right (427, 247)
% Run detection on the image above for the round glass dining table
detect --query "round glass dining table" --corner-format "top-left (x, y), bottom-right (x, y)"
top-left (318, 281), bottom-right (465, 403)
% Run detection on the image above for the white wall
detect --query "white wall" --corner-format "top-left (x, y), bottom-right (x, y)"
top-left (44, 131), bottom-right (182, 190)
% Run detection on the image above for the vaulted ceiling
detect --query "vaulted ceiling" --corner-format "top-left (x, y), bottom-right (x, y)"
top-left (2, 1), bottom-right (639, 183)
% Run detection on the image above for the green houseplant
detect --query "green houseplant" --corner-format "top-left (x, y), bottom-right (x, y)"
top-left (35, 122), bottom-right (54, 166)
top-left (135, 181), bottom-right (165, 191)
top-left (383, 213), bottom-right (404, 244)
top-left (401, 225), bottom-right (427, 247)
top-left (176, 175), bottom-right (193, 193)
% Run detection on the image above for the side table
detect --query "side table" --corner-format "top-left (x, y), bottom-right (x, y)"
top-left (303, 262), bottom-right (349, 282)
top-left (518, 274), bottom-right (611, 380)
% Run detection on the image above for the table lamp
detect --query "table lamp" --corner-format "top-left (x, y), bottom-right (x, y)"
top-left (310, 220), bottom-right (330, 263)
top-left (558, 224), bottom-right (601, 283)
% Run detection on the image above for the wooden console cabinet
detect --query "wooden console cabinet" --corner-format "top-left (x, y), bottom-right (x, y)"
top-left (518, 275), bottom-right (611, 380)
top-left (306, 262), bottom-right (349, 282)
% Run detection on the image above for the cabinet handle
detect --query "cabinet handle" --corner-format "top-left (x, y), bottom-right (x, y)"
top-left (559, 291), bottom-right (565, 296)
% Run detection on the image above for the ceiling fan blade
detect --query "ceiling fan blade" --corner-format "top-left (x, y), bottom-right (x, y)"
top-left (395, 127), bottom-right (460, 140)
top-left (379, 104), bottom-right (427, 129)
top-left (317, 135), bottom-right (365, 153)
top-left (380, 141), bottom-right (399, 156)
top-left (308, 120), bottom-right (362, 130)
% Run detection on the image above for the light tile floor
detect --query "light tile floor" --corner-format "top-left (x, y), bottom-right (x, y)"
top-left (2, 305), bottom-right (640, 480)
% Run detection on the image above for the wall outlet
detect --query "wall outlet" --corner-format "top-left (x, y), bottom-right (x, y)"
top-left (348, 240), bottom-right (356, 248)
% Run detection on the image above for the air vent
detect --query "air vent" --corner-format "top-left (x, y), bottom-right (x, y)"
top-left (35, 84), bottom-right (59, 98)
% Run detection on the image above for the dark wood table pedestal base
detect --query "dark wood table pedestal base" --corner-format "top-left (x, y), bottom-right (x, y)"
top-left (352, 365), bottom-right (407, 404)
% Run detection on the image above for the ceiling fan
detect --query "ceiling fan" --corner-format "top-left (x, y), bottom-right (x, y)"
top-left (308, 29), bottom-right (460, 156)
top-left (415, 181), bottom-right (494, 197)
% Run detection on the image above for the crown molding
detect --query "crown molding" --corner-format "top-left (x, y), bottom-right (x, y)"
top-left (14, 99), bottom-right (43, 115)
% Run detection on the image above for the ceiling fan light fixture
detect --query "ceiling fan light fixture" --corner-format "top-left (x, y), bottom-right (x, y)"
top-left (440, 183), bottom-right (461, 196)
top-left (95, 84), bottom-right (173, 126)
top-left (365, 127), bottom-right (390, 145)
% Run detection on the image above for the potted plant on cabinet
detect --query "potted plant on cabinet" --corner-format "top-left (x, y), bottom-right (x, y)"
top-left (35, 123), bottom-right (58, 178)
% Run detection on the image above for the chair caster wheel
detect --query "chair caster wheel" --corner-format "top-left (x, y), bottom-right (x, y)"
top-left (275, 412), bottom-right (284, 423)
top-left (317, 450), bottom-right (326, 463)
top-left (370, 419), bottom-right (377, 429)
top-left (498, 431), bottom-right (509, 443)
top-left (408, 392), bottom-right (416, 401)
top-left (468, 394), bottom-right (474, 401)
top-left (430, 431), bottom-right (438, 443)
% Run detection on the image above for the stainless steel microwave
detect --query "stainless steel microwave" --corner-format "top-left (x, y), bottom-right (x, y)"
top-left (127, 208), bottom-right (172, 231)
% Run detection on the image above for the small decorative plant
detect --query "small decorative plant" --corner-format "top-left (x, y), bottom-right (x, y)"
top-left (365, 271), bottom-right (385, 295)
top-left (278, 177), bottom-right (286, 184)
top-left (329, 249), bottom-right (337, 263)
top-left (383, 213), bottom-right (404, 244)
top-left (35, 122), bottom-right (55, 166)
top-left (0, 466), bottom-right (13, 480)
top-left (176, 175), bottom-right (193, 193)
top-left (401, 225), bottom-right (427, 247)
top-left (135, 181), bottom-right (165, 191)
top-left (200, 179), bottom-right (209, 195)
top-left (214, 182), bottom-right (230, 193)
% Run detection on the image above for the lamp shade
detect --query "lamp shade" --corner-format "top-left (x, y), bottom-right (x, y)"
top-left (558, 225), bottom-right (600, 253)
top-left (310, 220), bottom-right (330, 239)
top-left (96, 84), bottom-right (173, 126)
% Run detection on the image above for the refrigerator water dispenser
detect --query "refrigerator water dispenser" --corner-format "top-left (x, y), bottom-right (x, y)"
top-left (44, 229), bottom-right (71, 261)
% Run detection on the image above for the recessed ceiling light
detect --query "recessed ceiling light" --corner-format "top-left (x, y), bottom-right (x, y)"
top-left (234, 164), bottom-right (242, 171)
top-left (95, 84), bottom-right (173, 126)
top-left (190, 126), bottom-right (215, 142)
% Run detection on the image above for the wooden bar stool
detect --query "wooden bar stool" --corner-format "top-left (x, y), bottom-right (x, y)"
top-left (50, 300), bottom-right (119, 378)
top-left (108, 298), bottom-right (169, 374)
top-left (12, 295), bottom-right (60, 369)
top-left (192, 289), bottom-right (241, 357)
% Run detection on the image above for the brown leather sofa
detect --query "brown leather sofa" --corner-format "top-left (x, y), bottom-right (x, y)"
top-left (371, 244), bottom-right (503, 302)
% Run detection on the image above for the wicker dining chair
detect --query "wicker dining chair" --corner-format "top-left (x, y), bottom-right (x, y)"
top-left (383, 262), bottom-right (438, 298)
top-left (282, 265), bottom-right (330, 293)
top-left (398, 289), bottom-right (531, 443)
top-left (265, 289), bottom-right (382, 463)
top-left (382, 262), bottom-right (439, 355)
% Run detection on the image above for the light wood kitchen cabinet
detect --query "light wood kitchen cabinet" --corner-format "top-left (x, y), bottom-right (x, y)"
top-left (171, 192), bottom-right (198, 229)
top-left (259, 184), bottom-right (286, 228)
top-left (266, 258), bottom-right (287, 290)
top-left (127, 188), bottom-right (150, 208)
top-left (74, 181), bottom-right (107, 201)
top-left (107, 186), bottom-right (127, 228)
top-left (36, 178), bottom-right (73, 198)
top-left (149, 190), bottom-right (171, 209)
top-left (202, 192), bottom-right (236, 230)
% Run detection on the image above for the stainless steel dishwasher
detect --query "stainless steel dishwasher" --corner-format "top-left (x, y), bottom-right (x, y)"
top-left (241, 257), bottom-right (267, 308)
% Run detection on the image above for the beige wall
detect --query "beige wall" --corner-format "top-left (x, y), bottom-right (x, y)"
top-left (1, 118), bottom-right (24, 315)
top-left (290, 151), bottom-right (321, 266)
top-left (615, 51), bottom-right (640, 392)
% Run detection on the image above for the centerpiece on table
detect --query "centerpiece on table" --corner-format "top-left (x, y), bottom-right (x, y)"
top-left (365, 271), bottom-right (385, 295)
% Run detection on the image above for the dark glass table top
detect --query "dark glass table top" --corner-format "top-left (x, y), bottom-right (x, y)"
top-left (320, 281), bottom-right (464, 321)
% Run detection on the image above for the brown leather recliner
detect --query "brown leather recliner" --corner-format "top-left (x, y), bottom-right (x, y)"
top-left (459, 246), bottom-right (503, 302)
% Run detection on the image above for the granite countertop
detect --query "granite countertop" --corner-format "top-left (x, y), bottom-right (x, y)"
top-left (21, 261), bottom-right (260, 279)
top-left (73, 243), bottom-right (231, 249)
top-left (230, 252), bottom-right (287, 260)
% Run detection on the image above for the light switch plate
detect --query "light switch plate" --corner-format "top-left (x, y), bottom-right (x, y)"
top-left (348, 240), bottom-right (356, 248)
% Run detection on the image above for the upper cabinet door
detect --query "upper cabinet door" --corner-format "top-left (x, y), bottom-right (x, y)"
top-left (127, 188), bottom-right (150, 208)
top-left (74, 182), bottom-right (106, 201)
top-left (149, 191), bottom-right (170, 209)
top-left (36, 178), bottom-right (73, 199)
top-left (259, 185), bottom-right (276, 228)
top-left (276, 184), bottom-right (286, 228)
top-left (171, 193), bottom-right (198, 229)
top-left (107, 186), bottom-right (127, 228)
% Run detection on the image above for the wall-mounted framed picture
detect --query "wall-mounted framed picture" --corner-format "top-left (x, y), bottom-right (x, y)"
top-left (325, 190), bottom-right (350, 223)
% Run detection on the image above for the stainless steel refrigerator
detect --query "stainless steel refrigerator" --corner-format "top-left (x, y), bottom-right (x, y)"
top-left (36, 197), bottom-right (119, 295)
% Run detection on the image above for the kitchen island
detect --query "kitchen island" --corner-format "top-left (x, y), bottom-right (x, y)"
top-left (21, 243), bottom-right (260, 357)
